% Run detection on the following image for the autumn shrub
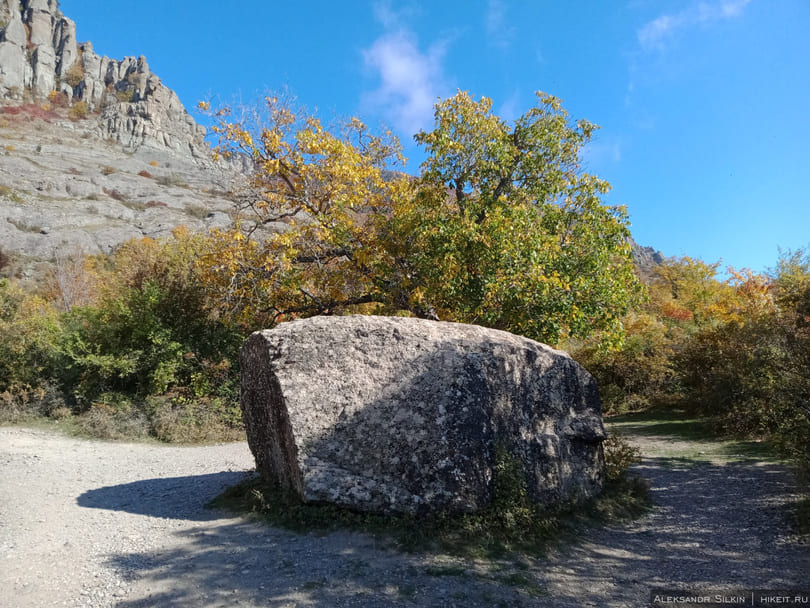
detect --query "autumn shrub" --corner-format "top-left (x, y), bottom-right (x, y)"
top-left (0, 279), bottom-right (66, 422)
top-left (602, 433), bottom-right (642, 481)
top-left (115, 89), bottom-right (134, 103)
top-left (73, 400), bottom-right (151, 440)
top-left (65, 61), bottom-right (85, 88)
top-left (674, 249), bottom-right (810, 468)
top-left (148, 393), bottom-right (243, 443)
top-left (677, 315), bottom-right (809, 466)
top-left (56, 231), bottom-right (243, 420)
top-left (137, 169), bottom-right (153, 178)
top-left (0, 231), bottom-right (245, 441)
top-left (0, 382), bottom-right (68, 424)
top-left (48, 89), bottom-right (69, 108)
top-left (68, 100), bottom-right (89, 120)
top-left (573, 312), bottom-right (678, 414)
top-left (102, 187), bottom-right (125, 201)
top-left (0, 279), bottom-right (62, 393)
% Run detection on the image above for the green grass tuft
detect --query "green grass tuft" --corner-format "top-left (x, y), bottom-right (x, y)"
top-left (207, 470), bottom-right (651, 559)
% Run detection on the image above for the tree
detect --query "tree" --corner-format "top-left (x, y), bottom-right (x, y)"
top-left (201, 91), bottom-right (642, 346)
top-left (400, 91), bottom-right (642, 344)
top-left (198, 96), bottom-right (412, 329)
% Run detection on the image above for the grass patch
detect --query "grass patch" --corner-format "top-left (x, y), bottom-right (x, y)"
top-left (1, 389), bottom-right (244, 445)
top-left (207, 470), bottom-right (651, 560)
top-left (606, 409), bottom-right (719, 441)
top-left (155, 173), bottom-right (188, 188)
top-left (185, 204), bottom-right (211, 220)
top-left (606, 409), bottom-right (783, 464)
top-left (0, 185), bottom-right (24, 203)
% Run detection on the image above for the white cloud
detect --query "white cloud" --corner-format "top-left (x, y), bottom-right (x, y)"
top-left (637, 0), bottom-right (752, 51)
top-left (362, 5), bottom-right (449, 136)
top-left (486, 0), bottom-right (516, 49)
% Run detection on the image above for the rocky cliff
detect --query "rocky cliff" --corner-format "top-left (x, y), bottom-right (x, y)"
top-left (0, 0), bottom-right (207, 158)
top-left (0, 0), bottom-right (246, 274)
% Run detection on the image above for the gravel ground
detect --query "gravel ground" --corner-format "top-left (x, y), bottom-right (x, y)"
top-left (1, 426), bottom-right (808, 607)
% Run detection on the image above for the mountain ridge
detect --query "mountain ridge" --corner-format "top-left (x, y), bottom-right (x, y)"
top-left (0, 0), bottom-right (207, 158)
top-left (0, 0), bottom-right (243, 281)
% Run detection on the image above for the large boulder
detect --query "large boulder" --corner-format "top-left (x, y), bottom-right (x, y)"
top-left (240, 315), bottom-right (606, 515)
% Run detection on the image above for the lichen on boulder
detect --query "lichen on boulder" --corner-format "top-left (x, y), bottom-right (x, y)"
top-left (240, 315), bottom-right (606, 515)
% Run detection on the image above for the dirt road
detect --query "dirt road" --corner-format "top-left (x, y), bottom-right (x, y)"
top-left (1, 425), bottom-right (807, 607)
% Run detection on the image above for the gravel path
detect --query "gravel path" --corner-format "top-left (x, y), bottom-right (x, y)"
top-left (1, 426), bottom-right (808, 607)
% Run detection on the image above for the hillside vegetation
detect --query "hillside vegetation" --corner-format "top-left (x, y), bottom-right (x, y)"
top-left (572, 253), bottom-right (810, 473)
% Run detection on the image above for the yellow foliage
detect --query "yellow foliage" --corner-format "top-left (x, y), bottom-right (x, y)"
top-left (197, 91), bottom-right (641, 345)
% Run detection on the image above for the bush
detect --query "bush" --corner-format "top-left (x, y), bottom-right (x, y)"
top-left (602, 433), bottom-right (642, 481)
top-left (102, 187), bottom-right (126, 201)
top-left (0, 382), bottom-right (67, 424)
top-left (0, 231), bottom-right (245, 442)
top-left (65, 61), bottom-right (85, 88)
top-left (574, 313), bottom-right (678, 414)
top-left (68, 100), bottom-right (89, 120)
top-left (0, 280), bottom-right (62, 393)
top-left (74, 400), bottom-right (151, 441)
top-left (674, 251), bottom-right (810, 468)
top-left (155, 173), bottom-right (187, 187)
top-left (148, 394), bottom-right (243, 443)
top-left (115, 89), bottom-right (134, 103)
top-left (48, 90), bottom-right (69, 108)
top-left (57, 231), bottom-right (243, 411)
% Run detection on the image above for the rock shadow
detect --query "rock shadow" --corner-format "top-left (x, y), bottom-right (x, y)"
top-left (77, 471), bottom-right (252, 521)
top-left (99, 458), bottom-right (810, 608)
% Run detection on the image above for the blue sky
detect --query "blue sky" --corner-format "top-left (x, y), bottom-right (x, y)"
top-left (59, 0), bottom-right (809, 274)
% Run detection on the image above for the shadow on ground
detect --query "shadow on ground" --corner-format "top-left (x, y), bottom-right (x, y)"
top-left (77, 472), bottom-right (252, 521)
top-left (89, 457), bottom-right (809, 608)
top-left (536, 457), bottom-right (809, 606)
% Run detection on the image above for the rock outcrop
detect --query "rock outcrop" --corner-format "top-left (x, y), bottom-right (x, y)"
top-left (240, 315), bottom-right (606, 516)
top-left (630, 239), bottom-right (666, 280)
top-left (0, 105), bottom-right (237, 266)
top-left (0, 0), bottom-right (245, 270)
top-left (0, 0), bottom-right (207, 158)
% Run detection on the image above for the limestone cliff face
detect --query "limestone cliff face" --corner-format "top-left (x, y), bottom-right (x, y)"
top-left (0, 0), bottom-right (207, 159)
